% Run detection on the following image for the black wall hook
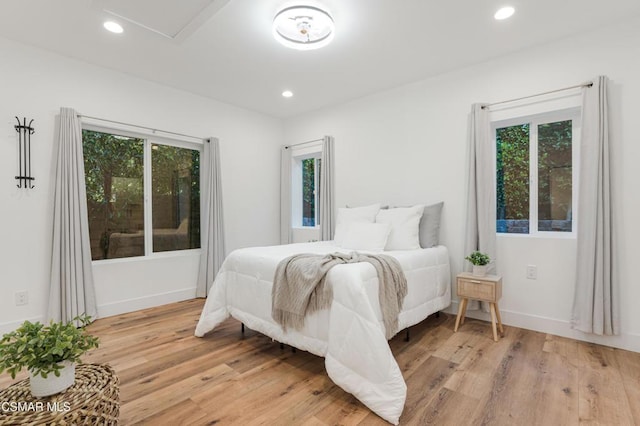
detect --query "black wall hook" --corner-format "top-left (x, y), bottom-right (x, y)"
top-left (14, 117), bottom-right (35, 189)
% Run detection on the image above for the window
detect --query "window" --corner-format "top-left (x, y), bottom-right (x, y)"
top-left (291, 145), bottom-right (322, 228)
top-left (151, 144), bottom-right (201, 253)
top-left (301, 157), bottom-right (321, 226)
top-left (83, 128), bottom-right (200, 260)
top-left (495, 110), bottom-right (579, 235)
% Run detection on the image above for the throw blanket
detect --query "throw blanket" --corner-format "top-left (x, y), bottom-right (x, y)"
top-left (272, 252), bottom-right (408, 339)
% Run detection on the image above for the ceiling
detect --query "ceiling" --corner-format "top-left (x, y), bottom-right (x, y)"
top-left (1, 0), bottom-right (639, 118)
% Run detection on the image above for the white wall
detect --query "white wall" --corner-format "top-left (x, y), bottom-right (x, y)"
top-left (284, 17), bottom-right (640, 352)
top-left (0, 37), bottom-right (283, 332)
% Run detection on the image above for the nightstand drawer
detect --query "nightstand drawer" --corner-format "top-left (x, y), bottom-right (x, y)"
top-left (457, 278), bottom-right (499, 302)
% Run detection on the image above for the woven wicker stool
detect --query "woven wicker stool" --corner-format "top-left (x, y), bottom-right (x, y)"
top-left (0, 363), bottom-right (119, 425)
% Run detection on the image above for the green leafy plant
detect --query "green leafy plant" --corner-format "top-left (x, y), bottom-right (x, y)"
top-left (465, 251), bottom-right (491, 266)
top-left (0, 315), bottom-right (99, 379)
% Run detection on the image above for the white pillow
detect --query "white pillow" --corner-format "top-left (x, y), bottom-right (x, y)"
top-left (375, 205), bottom-right (424, 250)
top-left (340, 222), bottom-right (391, 251)
top-left (333, 203), bottom-right (381, 246)
top-left (393, 202), bottom-right (444, 248)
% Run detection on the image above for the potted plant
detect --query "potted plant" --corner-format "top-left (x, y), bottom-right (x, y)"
top-left (0, 314), bottom-right (99, 397)
top-left (465, 251), bottom-right (491, 277)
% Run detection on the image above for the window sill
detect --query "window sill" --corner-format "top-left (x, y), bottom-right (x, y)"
top-left (497, 232), bottom-right (576, 240)
top-left (292, 226), bottom-right (320, 230)
top-left (91, 248), bottom-right (201, 265)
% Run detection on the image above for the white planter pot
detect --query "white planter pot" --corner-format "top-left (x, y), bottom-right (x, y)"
top-left (29, 361), bottom-right (76, 397)
top-left (472, 265), bottom-right (488, 277)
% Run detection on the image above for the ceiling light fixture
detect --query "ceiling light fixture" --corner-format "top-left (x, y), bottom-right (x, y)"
top-left (494, 6), bottom-right (515, 20)
top-left (282, 90), bottom-right (294, 98)
top-left (103, 21), bottom-right (124, 34)
top-left (272, 5), bottom-right (335, 50)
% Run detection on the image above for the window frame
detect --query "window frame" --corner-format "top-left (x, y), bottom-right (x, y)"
top-left (492, 107), bottom-right (581, 238)
top-left (82, 124), bottom-right (203, 263)
top-left (290, 142), bottom-right (323, 230)
top-left (292, 153), bottom-right (321, 229)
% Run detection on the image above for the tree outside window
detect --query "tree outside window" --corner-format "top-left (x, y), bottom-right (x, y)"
top-left (302, 157), bottom-right (321, 227)
top-left (496, 116), bottom-right (574, 235)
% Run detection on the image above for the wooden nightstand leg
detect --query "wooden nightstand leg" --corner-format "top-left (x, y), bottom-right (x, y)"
top-left (460, 298), bottom-right (469, 326)
top-left (494, 303), bottom-right (504, 336)
top-left (454, 298), bottom-right (467, 332)
top-left (460, 298), bottom-right (469, 325)
top-left (489, 303), bottom-right (499, 342)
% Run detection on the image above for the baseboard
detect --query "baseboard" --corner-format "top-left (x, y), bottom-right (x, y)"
top-left (0, 288), bottom-right (198, 335)
top-left (96, 287), bottom-right (197, 319)
top-left (0, 315), bottom-right (44, 335)
top-left (446, 300), bottom-right (640, 353)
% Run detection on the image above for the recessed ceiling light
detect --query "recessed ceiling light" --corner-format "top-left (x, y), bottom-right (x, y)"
top-left (273, 6), bottom-right (335, 50)
top-left (494, 6), bottom-right (515, 20)
top-left (103, 21), bottom-right (124, 34)
top-left (282, 90), bottom-right (294, 98)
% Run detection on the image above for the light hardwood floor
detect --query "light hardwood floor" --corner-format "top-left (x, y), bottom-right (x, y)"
top-left (1, 299), bottom-right (639, 425)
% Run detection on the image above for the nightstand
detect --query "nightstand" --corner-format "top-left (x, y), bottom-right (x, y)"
top-left (454, 272), bottom-right (504, 341)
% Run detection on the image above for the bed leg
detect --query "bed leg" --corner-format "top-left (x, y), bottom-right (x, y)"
top-left (291, 347), bottom-right (296, 353)
top-left (436, 311), bottom-right (440, 318)
top-left (241, 323), bottom-right (245, 334)
top-left (280, 342), bottom-right (284, 350)
top-left (405, 329), bottom-right (410, 342)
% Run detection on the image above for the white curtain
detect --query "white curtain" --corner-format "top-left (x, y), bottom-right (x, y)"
top-left (48, 107), bottom-right (97, 322)
top-left (571, 76), bottom-right (619, 335)
top-left (280, 146), bottom-right (292, 244)
top-left (196, 137), bottom-right (226, 298)
top-left (463, 103), bottom-right (496, 264)
top-left (319, 136), bottom-right (335, 241)
top-left (463, 104), bottom-right (496, 311)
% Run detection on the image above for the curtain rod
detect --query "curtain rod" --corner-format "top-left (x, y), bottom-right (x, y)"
top-left (78, 114), bottom-right (205, 141)
top-left (285, 138), bottom-right (324, 149)
top-left (481, 81), bottom-right (593, 110)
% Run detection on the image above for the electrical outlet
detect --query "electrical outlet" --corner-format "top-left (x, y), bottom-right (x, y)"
top-left (15, 291), bottom-right (28, 306)
top-left (526, 265), bottom-right (537, 280)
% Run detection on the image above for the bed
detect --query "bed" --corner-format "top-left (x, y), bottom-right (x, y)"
top-left (194, 240), bottom-right (451, 424)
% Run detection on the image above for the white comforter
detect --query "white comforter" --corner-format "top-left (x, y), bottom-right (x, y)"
top-left (194, 241), bottom-right (451, 424)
